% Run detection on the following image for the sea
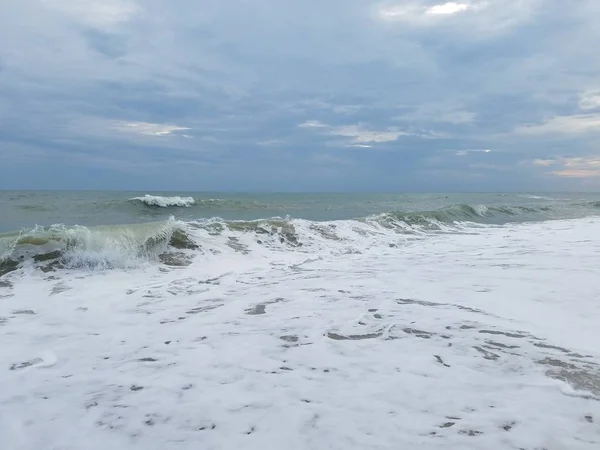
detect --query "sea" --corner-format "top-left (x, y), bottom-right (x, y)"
top-left (1, 191), bottom-right (600, 450)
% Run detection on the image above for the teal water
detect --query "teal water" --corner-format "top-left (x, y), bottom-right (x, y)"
top-left (1, 191), bottom-right (600, 233)
top-left (2, 190), bottom-right (600, 277)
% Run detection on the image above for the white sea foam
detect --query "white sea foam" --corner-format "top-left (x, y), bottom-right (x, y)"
top-left (131, 194), bottom-right (196, 207)
top-left (472, 204), bottom-right (489, 216)
top-left (1, 217), bottom-right (600, 449)
top-left (518, 194), bottom-right (556, 200)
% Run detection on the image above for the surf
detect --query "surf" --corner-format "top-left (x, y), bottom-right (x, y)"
top-left (1, 198), bottom-right (598, 278)
top-left (0, 218), bottom-right (198, 276)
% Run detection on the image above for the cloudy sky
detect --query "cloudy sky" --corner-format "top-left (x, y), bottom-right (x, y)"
top-left (1, 0), bottom-right (600, 191)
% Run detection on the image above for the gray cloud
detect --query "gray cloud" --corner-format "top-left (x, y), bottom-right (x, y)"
top-left (1, 0), bottom-right (600, 190)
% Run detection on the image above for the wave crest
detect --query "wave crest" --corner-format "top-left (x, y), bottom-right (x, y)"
top-left (130, 195), bottom-right (196, 208)
top-left (0, 202), bottom-right (577, 277)
top-left (0, 219), bottom-right (197, 276)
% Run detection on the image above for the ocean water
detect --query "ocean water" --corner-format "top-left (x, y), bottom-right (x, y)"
top-left (1, 191), bottom-right (600, 449)
top-left (2, 191), bottom-right (600, 233)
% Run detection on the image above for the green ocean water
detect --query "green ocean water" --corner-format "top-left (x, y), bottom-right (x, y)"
top-left (2, 191), bottom-right (600, 233)
top-left (1, 190), bottom-right (600, 277)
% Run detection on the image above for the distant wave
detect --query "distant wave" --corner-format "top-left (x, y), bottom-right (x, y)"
top-left (18, 204), bottom-right (54, 212)
top-left (130, 195), bottom-right (196, 208)
top-left (518, 194), bottom-right (556, 201)
top-left (126, 196), bottom-right (273, 211)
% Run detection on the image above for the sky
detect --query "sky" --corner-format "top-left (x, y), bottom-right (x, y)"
top-left (1, 0), bottom-right (600, 192)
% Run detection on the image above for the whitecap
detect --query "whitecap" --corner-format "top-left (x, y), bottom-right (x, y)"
top-left (518, 194), bottom-right (556, 201)
top-left (131, 194), bottom-right (196, 208)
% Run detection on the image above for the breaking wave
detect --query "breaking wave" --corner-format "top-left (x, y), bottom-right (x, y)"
top-left (0, 218), bottom-right (198, 276)
top-left (518, 194), bottom-right (557, 201)
top-left (127, 195), bottom-right (272, 210)
top-left (1, 201), bottom-right (597, 278)
top-left (372, 203), bottom-right (553, 229)
top-left (130, 195), bottom-right (196, 208)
